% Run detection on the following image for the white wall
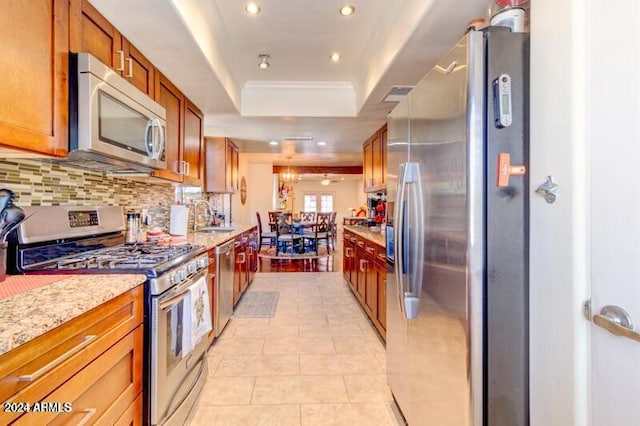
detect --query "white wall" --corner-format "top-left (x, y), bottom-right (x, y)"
top-left (231, 154), bottom-right (275, 226)
top-left (530, 1), bottom-right (590, 425)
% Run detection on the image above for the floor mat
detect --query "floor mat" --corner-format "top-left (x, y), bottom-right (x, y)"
top-left (232, 291), bottom-right (279, 318)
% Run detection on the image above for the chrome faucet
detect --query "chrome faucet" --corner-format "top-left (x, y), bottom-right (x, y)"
top-left (192, 200), bottom-right (215, 231)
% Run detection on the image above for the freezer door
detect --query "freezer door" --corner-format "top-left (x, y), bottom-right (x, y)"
top-left (385, 93), bottom-right (411, 421)
top-left (403, 31), bottom-right (484, 426)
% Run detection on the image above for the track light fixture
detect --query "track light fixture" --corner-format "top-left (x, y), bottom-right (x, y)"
top-left (258, 54), bottom-right (270, 69)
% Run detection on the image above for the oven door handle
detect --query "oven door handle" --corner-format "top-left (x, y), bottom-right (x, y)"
top-left (159, 270), bottom-right (207, 310)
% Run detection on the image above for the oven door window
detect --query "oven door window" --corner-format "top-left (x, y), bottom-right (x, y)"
top-left (98, 90), bottom-right (151, 155)
top-left (164, 297), bottom-right (185, 374)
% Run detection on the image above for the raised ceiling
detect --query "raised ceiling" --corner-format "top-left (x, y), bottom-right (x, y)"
top-left (88, 0), bottom-right (487, 163)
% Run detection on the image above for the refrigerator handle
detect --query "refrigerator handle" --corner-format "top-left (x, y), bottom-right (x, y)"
top-left (404, 163), bottom-right (424, 319)
top-left (394, 162), bottom-right (407, 316)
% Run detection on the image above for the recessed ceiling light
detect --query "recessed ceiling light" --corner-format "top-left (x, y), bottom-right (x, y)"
top-left (258, 54), bottom-right (270, 69)
top-left (269, 140), bottom-right (278, 146)
top-left (339, 4), bottom-right (355, 16)
top-left (317, 141), bottom-right (327, 146)
top-left (330, 52), bottom-right (341, 62)
top-left (244, 2), bottom-right (261, 15)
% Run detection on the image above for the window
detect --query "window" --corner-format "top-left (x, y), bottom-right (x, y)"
top-left (319, 194), bottom-right (334, 212)
top-left (303, 195), bottom-right (317, 212)
top-left (303, 193), bottom-right (334, 212)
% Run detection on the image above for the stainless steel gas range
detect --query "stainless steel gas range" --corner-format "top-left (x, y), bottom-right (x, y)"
top-left (7, 205), bottom-right (210, 425)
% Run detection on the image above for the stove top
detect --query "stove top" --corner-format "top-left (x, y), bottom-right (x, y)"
top-left (8, 206), bottom-right (208, 293)
top-left (47, 243), bottom-right (200, 271)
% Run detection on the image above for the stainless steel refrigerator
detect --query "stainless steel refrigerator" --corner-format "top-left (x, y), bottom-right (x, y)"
top-left (386, 28), bottom-right (529, 426)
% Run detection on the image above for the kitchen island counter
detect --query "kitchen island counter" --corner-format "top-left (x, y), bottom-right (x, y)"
top-left (0, 274), bottom-right (145, 356)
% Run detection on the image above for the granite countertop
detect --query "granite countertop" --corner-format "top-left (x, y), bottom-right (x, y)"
top-left (187, 223), bottom-right (257, 250)
top-left (0, 274), bottom-right (146, 356)
top-left (343, 225), bottom-right (386, 247)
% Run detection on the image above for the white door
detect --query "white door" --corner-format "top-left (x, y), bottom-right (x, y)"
top-left (588, 1), bottom-right (640, 424)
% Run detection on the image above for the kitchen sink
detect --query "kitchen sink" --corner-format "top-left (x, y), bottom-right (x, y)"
top-left (196, 226), bottom-right (236, 233)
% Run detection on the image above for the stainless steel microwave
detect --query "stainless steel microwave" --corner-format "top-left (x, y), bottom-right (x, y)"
top-left (67, 53), bottom-right (166, 173)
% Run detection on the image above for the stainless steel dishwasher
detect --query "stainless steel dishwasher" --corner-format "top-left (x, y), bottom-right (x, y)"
top-left (214, 239), bottom-right (235, 337)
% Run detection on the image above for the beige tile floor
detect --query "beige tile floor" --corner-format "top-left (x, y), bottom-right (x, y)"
top-left (189, 272), bottom-right (402, 426)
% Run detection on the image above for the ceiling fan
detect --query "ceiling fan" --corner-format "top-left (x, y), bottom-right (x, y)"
top-left (320, 174), bottom-right (340, 186)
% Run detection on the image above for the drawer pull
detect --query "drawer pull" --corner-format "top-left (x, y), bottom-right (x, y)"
top-left (366, 247), bottom-right (375, 254)
top-left (77, 408), bottom-right (97, 426)
top-left (377, 253), bottom-right (387, 261)
top-left (18, 335), bottom-right (97, 382)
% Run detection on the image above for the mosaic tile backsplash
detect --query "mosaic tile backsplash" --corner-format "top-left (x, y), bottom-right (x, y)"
top-left (0, 159), bottom-right (177, 229)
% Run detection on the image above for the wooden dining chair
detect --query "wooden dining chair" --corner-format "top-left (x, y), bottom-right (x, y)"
top-left (303, 212), bottom-right (332, 254)
top-left (275, 213), bottom-right (301, 255)
top-left (299, 211), bottom-right (316, 222)
top-left (267, 211), bottom-right (279, 231)
top-left (329, 211), bottom-right (337, 250)
top-left (256, 212), bottom-right (276, 251)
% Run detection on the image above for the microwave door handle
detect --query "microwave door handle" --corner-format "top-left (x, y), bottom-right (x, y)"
top-left (145, 118), bottom-right (165, 160)
top-left (154, 118), bottom-right (165, 160)
top-left (144, 119), bottom-right (154, 157)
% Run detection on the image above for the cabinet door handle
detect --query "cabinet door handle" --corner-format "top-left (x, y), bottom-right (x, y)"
top-left (77, 408), bottom-right (97, 426)
top-left (115, 50), bottom-right (125, 71)
top-left (237, 252), bottom-right (246, 264)
top-left (18, 335), bottom-right (97, 381)
top-left (124, 57), bottom-right (133, 78)
top-left (360, 259), bottom-right (368, 272)
top-left (345, 247), bottom-right (353, 257)
top-left (183, 161), bottom-right (190, 176)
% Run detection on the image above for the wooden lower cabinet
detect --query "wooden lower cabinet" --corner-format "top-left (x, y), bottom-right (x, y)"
top-left (0, 286), bottom-right (144, 425)
top-left (114, 393), bottom-right (142, 426)
top-left (343, 230), bottom-right (386, 339)
top-left (20, 326), bottom-right (143, 425)
top-left (232, 227), bottom-right (258, 307)
top-left (374, 255), bottom-right (387, 337)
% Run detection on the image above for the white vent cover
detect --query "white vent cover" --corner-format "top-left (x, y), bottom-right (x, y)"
top-left (282, 136), bottom-right (314, 142)
top-left (381, 86), bottom-right (414, 102)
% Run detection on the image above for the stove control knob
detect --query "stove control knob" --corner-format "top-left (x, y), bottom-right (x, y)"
top-left (197, 258), bottom-right (207, 269)
top-left (188, 263), bottom-right (197, 274)
top-left (170, 273), bottom-right (180, 285)
top-left (180, 269), bottom-right (187, 281)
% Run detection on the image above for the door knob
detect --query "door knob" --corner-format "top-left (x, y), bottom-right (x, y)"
top-left (593, 305), bottom-right (640, 343)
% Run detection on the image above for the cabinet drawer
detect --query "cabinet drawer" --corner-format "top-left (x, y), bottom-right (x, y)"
top-left (13, 325), bottom-right (143, 425)
top-left (363, 242), bottom-right (379, 258)
top-left (113, 393), bottom-right (142, 426)
top-left (0, 286), bottom-right (143, 424)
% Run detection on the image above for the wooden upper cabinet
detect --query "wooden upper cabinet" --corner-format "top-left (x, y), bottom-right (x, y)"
top-left (363, 124), bottom-right (387, 193)
top-left (182, 99), bottom-right (204, 186)
top-left (363, 138), bottom-right (374, 191)
top-left (371, 132), bottom-right (382, 188)
top-left (70, 0), bottom-right (154, 97)
top-left (122, 39), bottom-right (155, 97)
top-left (0, 0), bottom-right (69, 156)
top-left (205, 137), bottom-right (239, 193)
top-left (153, 73), bottom-right (184, 182)
top-left (380, 124), bottom-right (387, 188)
top-left (70, 0), bottom-right (122, 70)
